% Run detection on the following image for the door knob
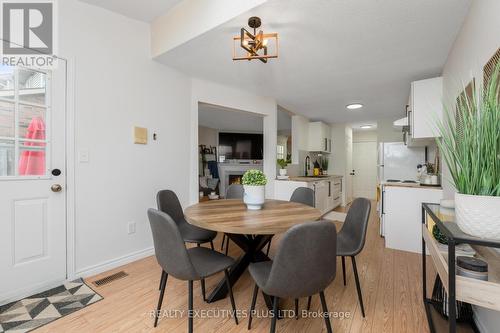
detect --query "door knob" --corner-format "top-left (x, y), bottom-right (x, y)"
top-left (51, 184), bottom-right (62, 192)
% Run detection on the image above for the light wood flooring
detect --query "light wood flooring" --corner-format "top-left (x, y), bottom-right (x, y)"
top-left (36, 202), bottom-right (474, 332)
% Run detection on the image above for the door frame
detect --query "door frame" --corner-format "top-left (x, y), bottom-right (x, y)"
top-left (352, 140), bottom-right (378, 200)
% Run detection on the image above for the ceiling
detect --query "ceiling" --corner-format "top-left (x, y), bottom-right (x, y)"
top-left (198, 103), bottom-right (263, 132)
top-left (79, 0), bottom-right (182, 22)
top-left (157, 0), bottom-right (471, 124)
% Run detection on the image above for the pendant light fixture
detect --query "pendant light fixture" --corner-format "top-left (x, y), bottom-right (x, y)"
top-left (232, 17), bottom-right (278, 63)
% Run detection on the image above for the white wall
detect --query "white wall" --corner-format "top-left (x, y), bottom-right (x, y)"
top-left (377, 116), bottom-right (404, 143)
top-left (198, 126), bottom-right (217, 147)
top-left (353, 130), bottom-right (378, 143)
top-left (190, 79), bottom-right (277, 203)
top-left (59, 0), bottom-right (192, 276)
top-left (441, 1), bottom-right (500, 331)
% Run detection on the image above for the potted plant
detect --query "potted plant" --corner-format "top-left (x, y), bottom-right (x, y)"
top-left (242, 169), bottom-right (267, 210)
top-left (277, 159), bottom-right (288, 176)
top-left (320, 156), bottom-right (329, 175)
top-left (436, 64), bottom-right (500, 239)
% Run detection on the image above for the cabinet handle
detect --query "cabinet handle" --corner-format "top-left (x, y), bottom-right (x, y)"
top-left (328, 181), bottom-right (331, 197)
top-left (324, 138), bottom-right (328, 151)
top-left (334, 196), bottom-right (340, 201)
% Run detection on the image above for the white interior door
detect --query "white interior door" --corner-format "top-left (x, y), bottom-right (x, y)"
top-left (0, 62), bottom-right (67, 304)
top-left (345, 130), bottom-right (353, 204)
top-left (352, 141), bottom-right (378, 199)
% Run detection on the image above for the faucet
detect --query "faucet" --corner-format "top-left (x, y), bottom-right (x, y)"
top-left (304, 155), bottom-right (310, 176)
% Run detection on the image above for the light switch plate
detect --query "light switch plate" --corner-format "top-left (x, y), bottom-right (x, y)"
top-left (128, 222), bottom-right (136, 235)
top-left (78, 149), bottom-right (89, 163)
top-left (134, 126), bottom-right (148, 144)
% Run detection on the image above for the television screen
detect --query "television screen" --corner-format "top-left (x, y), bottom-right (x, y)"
top-left (218, 132), bottom-right (263, 160)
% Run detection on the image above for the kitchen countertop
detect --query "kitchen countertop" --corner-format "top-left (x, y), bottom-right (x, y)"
top-left (277, 175), bottom-right (342, 182)
top-left (381, 181), bottom-right (442, 189)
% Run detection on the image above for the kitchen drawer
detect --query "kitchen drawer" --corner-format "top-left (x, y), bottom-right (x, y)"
top-left (332, 183), bottom-right (341, 194)
top-left (332, 194), bottom-right (341, 208)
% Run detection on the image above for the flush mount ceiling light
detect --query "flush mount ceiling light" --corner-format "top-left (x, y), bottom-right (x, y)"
top-left (346, 103), bottom-right (363, 110)
top-left (233, 16), bottom-right (278, 63)
top-left (360, 125), bottom-right (373, 129)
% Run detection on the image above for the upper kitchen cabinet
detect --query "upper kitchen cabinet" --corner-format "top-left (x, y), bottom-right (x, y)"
top-left (408, 77), bottom-right (443, 140)
top-left (308, 121), bottom-right (332, 153)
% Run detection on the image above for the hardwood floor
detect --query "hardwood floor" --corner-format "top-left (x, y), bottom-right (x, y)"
top-left (36, 201), bottom-right (473, 332)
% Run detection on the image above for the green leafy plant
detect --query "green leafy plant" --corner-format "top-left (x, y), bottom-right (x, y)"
top-left (242, 169), bottom-right (267, 186)
top-left (277, 159), bottom-right (288, 169)
top-left (320, 156), bottom-right (329, 171)
top-left (436, 64), bottom-right (500, 196)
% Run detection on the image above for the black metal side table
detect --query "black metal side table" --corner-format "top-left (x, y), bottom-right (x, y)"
top-left (421, 203), bottom-right (500, 333)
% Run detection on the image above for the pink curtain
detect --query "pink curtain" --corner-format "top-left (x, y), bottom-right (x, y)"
top-left (18, 117), bottom-right (46, 175)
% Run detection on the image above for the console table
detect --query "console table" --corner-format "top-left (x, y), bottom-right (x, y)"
top-left (421, 203), bottom-right (500, 333)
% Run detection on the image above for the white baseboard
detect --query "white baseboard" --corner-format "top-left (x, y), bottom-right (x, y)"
top-left (75, 247), bottom-right (154, 279)
top-left (0, 278), bottom-right (66, 306)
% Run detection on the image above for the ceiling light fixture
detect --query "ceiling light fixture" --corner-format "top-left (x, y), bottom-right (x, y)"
top-left (346, 103), bottom-right (363, 110)
top-left (233, 17), bottom-right (278, 63)
top-left (360, 125), bottom-right (372, 129)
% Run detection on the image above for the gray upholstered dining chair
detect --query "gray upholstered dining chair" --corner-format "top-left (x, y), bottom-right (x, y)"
top-left (247, 220), bottom-right (337, 333)
top-left (306, 197), bottom-right (371, 317)
top-left (221, 184), bottom-right (244, 255)
top-left (148, 209), bottom-right (238, 332)
top-left (156, 189), bottom-right (217, 299)
top-left (262, 186), bottom-right (316, 256)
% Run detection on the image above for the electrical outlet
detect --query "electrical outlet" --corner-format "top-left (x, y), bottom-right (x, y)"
top-left (128, 222), bottom-right (136, 235)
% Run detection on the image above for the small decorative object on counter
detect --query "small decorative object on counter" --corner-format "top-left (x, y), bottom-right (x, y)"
top-left (242, 169), bottom-right (267, 210)
top-left (313, 160), bottom-right (320, 176)
top-left (277, 159), bottom-right (288, 176)
top-left (320, 156), bottom-right (329, 175)
top-left (436, 64), bottom-right (500, 239)
top-left (456, 256), bottom-right (488, 281)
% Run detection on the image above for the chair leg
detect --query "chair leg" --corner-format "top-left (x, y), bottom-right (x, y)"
top-left (270, 296), bottom-right (279, 333)
top-left (154, 271), bottom-right (168, 327)
top-left (319, 291), bottom-right (333, 333)
top-left (221, 234), bottom-right (226, 251)
top-left (342, 256), bottom-right (346, 286)
top-left (197, 243), bottom-right (200, 247)
top-left (225, 235), bottom-right (230, 256)
top-left (307, 296), bottom-right (312, 311)
top-left (248, 283), bottom-right (259, 329)
top-left (210, 241), bottom-right (214, 250)
top-left (351, 256), bottom-right (365, 317)
top-left (294, 298), bottom-right (299, 319)
top-left (224, 269), bottom-right (239, 325)
top-left (158, 270), bottom-right (166, 291)
top-left (201, 278), bottom-right (206, 301)
top-left (266, 240), bottom-right (271, 256)
top-left (188, 280), bottom-right (193, 333)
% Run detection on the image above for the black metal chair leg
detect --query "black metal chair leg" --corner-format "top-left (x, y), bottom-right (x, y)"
top-left (248, 283), bottom-right (259, 329)
top-left (154, 271), bottom-right (168, 327)
top-left (342, 256), bottom-right (346, 286)
top-left (201, 278), bottom-right (206, 301)
top-left (197, 243), bottom-right (200, 247)
top-left (225, 235), bottom-right (230, 256)
top-left (158, 270), bottom-right (166, 291)
top-left (319, 291), bottom-right (333, 333)
top-left (266, 241), bottom-right (271, 256)
top-left (221, 234), bottom-right (226, 251)
top-left (210, 241), bottom-right (214, 250)
top-left (270, 296), bottom-right (279, 333)
top-left (224, 269), bottom-right (239, 325)
top-left (307, 296), bottom-right (312, 311)
top-left (295, 298), bottom-right (299, 319)
top-left (188, 280), bottom-right (193, 333)
top-left (351, 256), bottom-right (365, 317)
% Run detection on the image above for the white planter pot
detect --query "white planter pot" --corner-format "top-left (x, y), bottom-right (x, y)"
top-left (243, 185), bottom-right (265, 210)
top-left (279, 169), bottom-right (287, 176)
top-left (455, 193), bottom-right (500, 239)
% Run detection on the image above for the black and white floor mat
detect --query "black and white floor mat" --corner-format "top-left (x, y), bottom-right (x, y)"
top-left (0, 278), bottom-right (102, 333)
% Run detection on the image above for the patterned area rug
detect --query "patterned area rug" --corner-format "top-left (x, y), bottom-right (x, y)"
top-left (0, 278), bottom-right (102, 333)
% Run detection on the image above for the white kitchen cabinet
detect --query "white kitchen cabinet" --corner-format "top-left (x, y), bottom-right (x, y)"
top-left (308, 121), bottom-right (331, 153)
top-left (408, 77), bottom-right (443, 140)
top-left (383, 186), bottom-right (442, 253)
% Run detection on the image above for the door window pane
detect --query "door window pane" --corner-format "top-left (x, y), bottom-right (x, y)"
top-left (0, 66), bottom-right (15, 99)
top-left (0, 139), bottom-right (14, 176)
top-left (19, 143), bottom-right (46, 176)
top-left (19, 104), bottom-right (46, 139)
top-left (0, 101), bottom-right (15, 137)
top-left (18, 69), bottom-right (46, 105)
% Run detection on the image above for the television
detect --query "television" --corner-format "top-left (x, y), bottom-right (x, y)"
top-left (218, 132), bottom-right (263, 160)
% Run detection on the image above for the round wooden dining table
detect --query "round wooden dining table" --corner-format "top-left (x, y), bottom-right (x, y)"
top-left (185, 199), bottom-right (321, 307)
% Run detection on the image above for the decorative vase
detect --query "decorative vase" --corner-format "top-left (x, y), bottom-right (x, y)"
top-left (279, 169), bottom-right (287, 176)
top-left (243, 185), bottom-right (265, 210)
top-left (454, 193), bottom-right (500, 240)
